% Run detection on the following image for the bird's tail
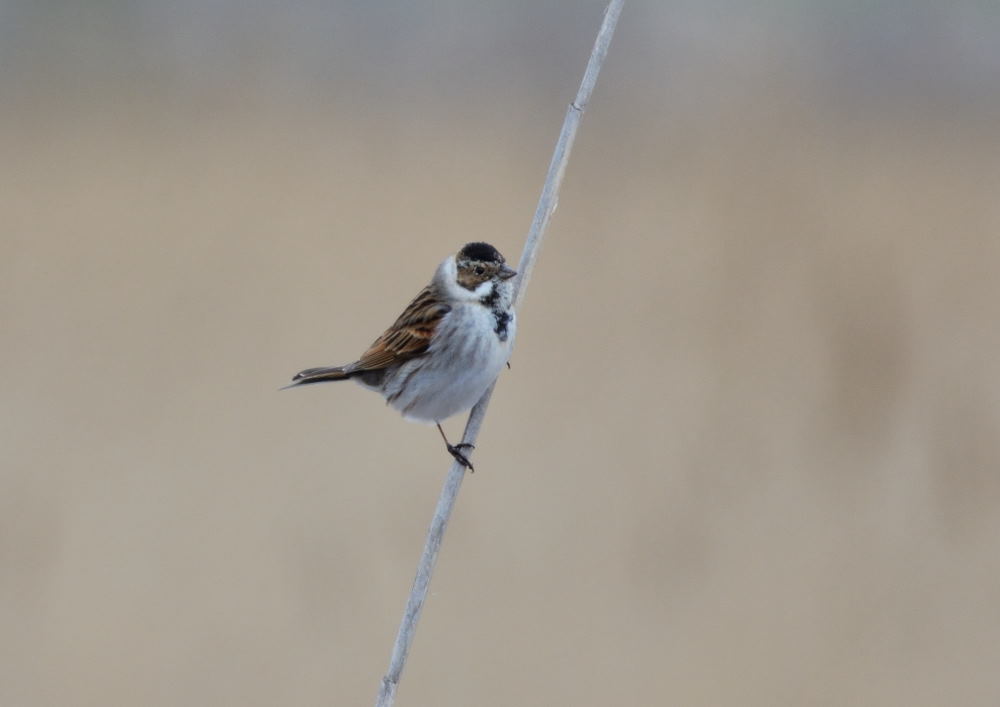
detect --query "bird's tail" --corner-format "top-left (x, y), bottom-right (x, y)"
top-left (282, 364), bottom-right (356, 389)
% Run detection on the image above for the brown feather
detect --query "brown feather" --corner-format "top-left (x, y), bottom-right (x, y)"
top-left (283, 364), bottom-right (353, 389)
top-left (352, 286), bottom-right (450, 372)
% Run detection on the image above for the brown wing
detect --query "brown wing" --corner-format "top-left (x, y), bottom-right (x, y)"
top-left (352, 286), bottom-right (450, 372)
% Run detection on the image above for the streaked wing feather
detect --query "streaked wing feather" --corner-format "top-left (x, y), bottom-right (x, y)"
top-left (353, 286), bottom-right (449, 371)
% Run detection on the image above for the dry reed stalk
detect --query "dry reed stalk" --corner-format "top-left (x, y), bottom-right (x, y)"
top-left (375, 3), bottom-right (624, 704)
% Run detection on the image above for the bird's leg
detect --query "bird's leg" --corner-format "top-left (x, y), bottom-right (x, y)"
top-left (436, 423), bottom-right (475, 472)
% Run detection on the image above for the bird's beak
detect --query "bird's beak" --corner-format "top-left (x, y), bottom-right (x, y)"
top-left (498, 264), bottom-right (517, 280)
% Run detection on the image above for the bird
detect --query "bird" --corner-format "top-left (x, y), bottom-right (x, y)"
top-left (285, 242), bottom-right (517, 471)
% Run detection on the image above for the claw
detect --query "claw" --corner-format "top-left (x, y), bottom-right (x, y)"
top-left (446, 444), bottom-right (475, 472)
top-left (437, 423), bottom-right (476, 472)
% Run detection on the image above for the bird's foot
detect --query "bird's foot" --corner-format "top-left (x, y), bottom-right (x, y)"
top-left (446, 443), bottom-right (475, 473)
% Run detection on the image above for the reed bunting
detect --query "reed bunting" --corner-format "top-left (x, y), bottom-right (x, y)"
top-left (286, 242), bottom-right (517, 471)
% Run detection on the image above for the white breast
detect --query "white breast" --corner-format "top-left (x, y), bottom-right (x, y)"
top-left (382, 300), bottom-right (515, 423)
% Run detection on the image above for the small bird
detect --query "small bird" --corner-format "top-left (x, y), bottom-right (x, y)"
top-left (286, 242), bottom-right (517, 471)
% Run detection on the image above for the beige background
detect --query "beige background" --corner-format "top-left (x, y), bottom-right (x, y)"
top-left (3, 2), bottom-right (1000, 705)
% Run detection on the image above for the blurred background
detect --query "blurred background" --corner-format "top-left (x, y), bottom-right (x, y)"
top-left (3, 1), bottom-right (1000, 705)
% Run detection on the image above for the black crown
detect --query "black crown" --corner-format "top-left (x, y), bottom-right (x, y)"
top-left (459, 242), bottom-right (504, 263)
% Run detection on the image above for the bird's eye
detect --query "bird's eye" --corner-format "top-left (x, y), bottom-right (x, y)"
top-left (474, 266), bottom-right (485, 275)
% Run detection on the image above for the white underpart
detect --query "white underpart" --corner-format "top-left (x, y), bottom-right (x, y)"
top-left (373, 255), bottom-right (516, 423)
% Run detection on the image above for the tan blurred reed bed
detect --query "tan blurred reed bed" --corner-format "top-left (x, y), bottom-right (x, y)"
top-left (2, 69), bottom-right (1000, 707)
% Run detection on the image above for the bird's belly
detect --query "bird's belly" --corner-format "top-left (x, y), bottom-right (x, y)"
top-left (381, 305), bottom-right (515, 423)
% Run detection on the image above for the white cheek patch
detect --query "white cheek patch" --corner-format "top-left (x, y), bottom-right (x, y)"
top-left (473, 280), bottom-right (495, 299)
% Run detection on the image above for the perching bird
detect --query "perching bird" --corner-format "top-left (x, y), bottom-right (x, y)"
top-left (286, 242), bottom-right (517, 471)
